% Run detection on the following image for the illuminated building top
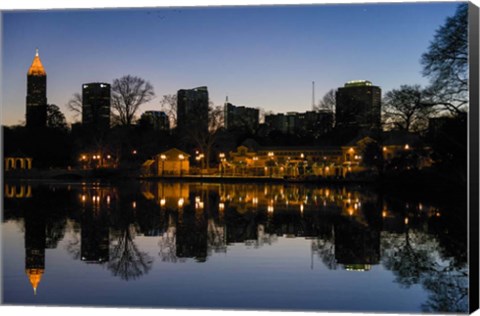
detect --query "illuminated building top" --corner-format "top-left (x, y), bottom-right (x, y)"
top-left (27, 48), bottom-right (46, 76)
top-left (344, 264), bottom-right (372, 272)
top-left (26, 268), bottom-right (44, 295)
top-left (344, 80), bottom-right (372, 87)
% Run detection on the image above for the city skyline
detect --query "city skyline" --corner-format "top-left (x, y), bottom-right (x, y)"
top-left (1, 1), bottom-right (461, 125)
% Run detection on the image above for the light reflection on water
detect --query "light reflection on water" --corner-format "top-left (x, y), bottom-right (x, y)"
top-left (2, 181), bottom-right (468, 313)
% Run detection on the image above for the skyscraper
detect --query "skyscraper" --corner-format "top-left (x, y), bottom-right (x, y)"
top-left (26, 49), bottom-right (47, 129)
top-left (82, 83), bottom-right (111, 132)
top-left (335, 80), bottom-right (381, 130)
top-left (177, 86), bottom-right (209, 135)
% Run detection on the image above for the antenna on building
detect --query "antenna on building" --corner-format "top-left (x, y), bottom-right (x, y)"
top-left (312, 81), bottom-right (315, 110)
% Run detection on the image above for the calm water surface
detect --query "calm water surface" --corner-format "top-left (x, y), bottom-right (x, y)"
top-left (2, 181), bottom-right (468, 313)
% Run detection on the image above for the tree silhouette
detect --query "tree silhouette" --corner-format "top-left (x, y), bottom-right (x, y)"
top-left (382, 229), bottom-right (433, 287)
top-left (381, 228), bottom-right (468, 313)
top-left (383, 85), bottom-right (433, 132)
top-left (312, 237), bottom-right (337, 270)
top-left (159, 94), bottom-right (178, 128)
top-left (111, 75), bottom-right (155, 126)
top-left (421, 265), bottom-right (468, 313)
top-left (158, 226), bottom-right (185, 263)
top-left (64, 222), bottom-right (82, 261)
top-left (66, 92), bottom-right (83, 120)
top-left (314, 89), bottom-right (336, 112)
top-left (46, 104), bottom-right (68, 131)
top-left (108, 224), bottom-right (153, 281)
top-left (421, 4), bottom-right (468, 115)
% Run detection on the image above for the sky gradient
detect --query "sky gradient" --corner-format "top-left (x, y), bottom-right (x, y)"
top-left (1, 1), bottom-right (463, 125)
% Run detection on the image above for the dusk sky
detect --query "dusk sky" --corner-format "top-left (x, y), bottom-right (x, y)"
top-left (1, 1), bottom-right (463, 125)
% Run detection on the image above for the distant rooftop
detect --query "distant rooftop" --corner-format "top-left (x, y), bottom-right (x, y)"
top-left (344, 80), bottom-right (372, 87)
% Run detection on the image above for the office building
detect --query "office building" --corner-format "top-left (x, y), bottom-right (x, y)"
top-left (335, 80), bottom-right (381, 130)
top-left (265, 113), bottom-right (288, 134)
top-left (265, 110), bottom-right (334, 136)
top-left (82, 83), bottom-right (111, 132)
top-left (177, 86), bottom-right (209, 135)
top-left (26, 49), bottom-right (47, 129)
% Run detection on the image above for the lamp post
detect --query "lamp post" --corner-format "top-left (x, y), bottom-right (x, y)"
top-left (178, 154), bottom-right (185, 177)
top-left (196, 153), bottom-right (205, 174)
top-left (80, 154), bottom-right (88, 170)
top-left (300, 153), bottom-right (306, 175)
top-left (268, 152), bottom-right (274, 177)
top-left (160, 154), bottom-right (166, 177)
top-left (219, 153), bottom-right (225, 176)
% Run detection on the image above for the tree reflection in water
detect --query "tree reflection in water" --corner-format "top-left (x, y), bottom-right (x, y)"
top-left (108, 192), bottom-right (154, 281)
top-left (312, 236), bottom-right (337, 270)
top-left (158, 219), bottom-right (184, 263)
top-left (381, 228), bottom-right (468, 313)
top-left (2, 182), bottom-right (469, 312)
top-left (65, 221), bottom-right (82, 261)
top-left (109, 224), bottom-right (153, 281)
top-left (382, 229), bottom-right (433, 287)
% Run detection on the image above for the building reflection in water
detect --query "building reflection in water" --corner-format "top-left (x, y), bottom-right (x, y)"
top-left (141, 182), bottom-right (386, 267)
top-left (79, 186), bottom-right (113, 263)
top-left (3, 181), bottom-right (467, 311)
top-left (24, 206), bottom-right (46, 295)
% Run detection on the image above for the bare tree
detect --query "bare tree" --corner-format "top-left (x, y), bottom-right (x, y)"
top-left (159, 94), bottom-right (178, 128)
top-left (382, 229), bottom-right (468, 313)
top-left (383, 85), bottom-right (433, 132)
top-left (421, 4), bottom-right (468, 115)
top-left (314, 89), bottom-right (336, 112)
top-left (108, 225), bottom-right (153, 281)
top-left (66, 92), bottom-right (83, 119)
top-left (111, 75), bottom-right (155, 126)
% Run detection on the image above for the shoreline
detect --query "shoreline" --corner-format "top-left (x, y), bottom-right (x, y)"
top-left (3, 169), bottom-right (467, 195)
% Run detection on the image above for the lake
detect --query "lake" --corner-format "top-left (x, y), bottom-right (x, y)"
top-left (2, 181), bottom-right (468, 313)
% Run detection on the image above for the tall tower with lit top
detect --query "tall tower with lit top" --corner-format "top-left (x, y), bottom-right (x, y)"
top-left (26, 48), bottom-right (47, 128)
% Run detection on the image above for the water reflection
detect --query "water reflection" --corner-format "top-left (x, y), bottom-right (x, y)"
top-left (24, 204), bottom-right (46, 295)
top-left (2, 181), bottom-right (468, 312)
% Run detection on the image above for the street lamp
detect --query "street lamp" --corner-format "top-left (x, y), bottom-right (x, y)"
top-left (160, 154), bottom-right (166, 177)
top-left (267, 152), bottom-right (275, 177)
top-left (196, 153), bottom-right (205, 172)
top-left (219, 153), bottom-right (225, 176)
top-left (80, 155), bottom-right (88, 169)
top-left (252, 156), bottom-right (258, 176)
top-left (178, 154), bottom-right (185, 176)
